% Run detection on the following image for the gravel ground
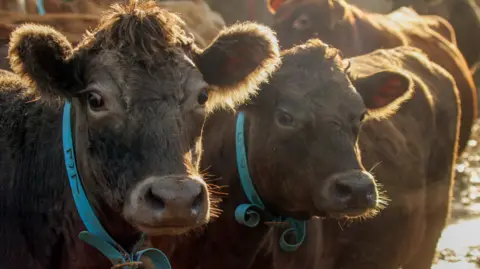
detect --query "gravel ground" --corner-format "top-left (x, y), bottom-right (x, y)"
top-left (432, 121), bottom-right (480, 268)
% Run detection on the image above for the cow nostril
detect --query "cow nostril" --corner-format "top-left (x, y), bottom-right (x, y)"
top-left (334, 181), bottom-right (353, 200)
top-left (145, 188), bottom-right (165, 211)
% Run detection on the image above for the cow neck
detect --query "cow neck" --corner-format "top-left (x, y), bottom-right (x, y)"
top-left (234, 111), bottom-right (307, 252)
top-left (61, 100), bottom-right (171, 269)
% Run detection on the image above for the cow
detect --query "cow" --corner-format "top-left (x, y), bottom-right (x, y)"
top-left (267, 0), bottom-right (476, 156)
top-left (392, 0), bottom-right (480, 69)
top-left (0, 0), bottom-right (280, 268)
top-left (149, 40), bottom-right (460, 269)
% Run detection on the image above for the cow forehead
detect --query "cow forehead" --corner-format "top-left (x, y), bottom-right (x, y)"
top-left (82, 49), bottom-right (201, 105)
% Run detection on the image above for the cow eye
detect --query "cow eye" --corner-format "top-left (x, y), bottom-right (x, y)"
top-left (197, 90), bottom-right (209, 105)
top-left (275, 110), bottom-right (295, 127)
top-left (86, 92), bottom-right (105, 110)
top-left (293, 14), bottom-right (312, 30)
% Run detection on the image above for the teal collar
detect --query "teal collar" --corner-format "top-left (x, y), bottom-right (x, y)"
top-left (234, 111), bottom-right (307, 252)
top-left (62, 101), bottom-right (171, 268)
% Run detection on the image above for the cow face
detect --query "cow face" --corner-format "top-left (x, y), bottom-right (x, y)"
top-left (8, 1), bottom-right (279, 235)
top-left (268, 0), bottom-right (351, 52)
top-left (242, 39), bottom-right (412, 219)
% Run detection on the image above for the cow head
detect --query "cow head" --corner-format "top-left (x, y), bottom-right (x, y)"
top-left (240, 39), bottom-right (412, 219)
top-left (268, 0), bottom-right (353, 52)
top-left (8, 0), bottom-right (279, 235)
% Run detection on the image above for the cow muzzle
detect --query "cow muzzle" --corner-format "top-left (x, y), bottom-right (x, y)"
top-left (314, 170), bottom-right (379, 218)
top-left (124, 175), bottom-right (210, 235)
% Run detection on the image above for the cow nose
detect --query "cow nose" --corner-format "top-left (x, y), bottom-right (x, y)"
top-left (316, 170), bottom-right (379, 217)
top-left (332, 175), bottom-right (377, 209)
top-left (124, 175), bottom-right (210, 235)
top-left (145, 178), bottom-right (205, 217)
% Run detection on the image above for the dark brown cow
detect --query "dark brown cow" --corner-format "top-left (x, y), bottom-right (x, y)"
top-left (150, 40), bottom-right (460, 269)
top-left (392, 0), bottom-right (480, 69)
top-left (268, 0), bottom-right (475, 155)
top-left (0, 0), bottom-right (280, 268)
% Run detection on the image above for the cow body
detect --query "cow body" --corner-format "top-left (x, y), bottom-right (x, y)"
top-left (151, 42), bottom-right (460, 269)
top-left (319, 46), bottom-right (460, 269)
top-left (270, 0), bottom-right (476, 155)
top-left (392, 0), bottom-right (480, 68)
top-left (0, 1), bottom-right (280, 268)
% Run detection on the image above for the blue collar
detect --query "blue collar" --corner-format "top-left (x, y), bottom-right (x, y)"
top-left (62, 101), bottom-right (171, 269)
top-left (234, 111), bottom-right (307, 252)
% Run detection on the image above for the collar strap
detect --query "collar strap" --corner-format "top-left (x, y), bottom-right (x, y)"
top-left (62, 101), bottom-right (171, 269)
top-left (234, 111), bottom-right (307, 252)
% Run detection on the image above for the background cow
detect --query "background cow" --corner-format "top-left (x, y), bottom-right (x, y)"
top-left (391, 0), bottom-right (480, 69)
top-left (150, 40), bottom-right (460, 269)
top-left (268, 0), bottom-right (476, 157)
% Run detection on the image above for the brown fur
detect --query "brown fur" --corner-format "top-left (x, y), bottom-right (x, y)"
top-left (155, 0), bottom-right (226, 48)
top-left (150, 42), bottom-right (460, 269)
top-left (392, 0), bottom-right (480, 68)
top-left (0, 12), bottom-right (100, 71)
top-left (0, 0), bottom-right (227, 71)
top-left (0, 12), bottom-right (99, 44)
top-left (270, 0), bottom-right (475, 155)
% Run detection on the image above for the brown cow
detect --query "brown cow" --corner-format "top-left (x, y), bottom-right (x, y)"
top-left (0, 0), bottom-right (280, 268)
top-left (392, 0), bottom-right (480, 69)
top-left (268, 0), bottom-right (475, 156)
top-left (150, 40), bottom-right (460, 269)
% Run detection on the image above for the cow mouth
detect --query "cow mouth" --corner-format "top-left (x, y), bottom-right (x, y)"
top-left (134, 222), bottom-right (195, 236)
top-left (326, 209), bottom-right (374, 220)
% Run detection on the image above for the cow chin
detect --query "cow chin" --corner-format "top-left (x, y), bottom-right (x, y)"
top-left (134, 222), bottom-right (201, 236)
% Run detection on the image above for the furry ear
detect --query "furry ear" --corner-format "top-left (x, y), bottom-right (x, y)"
top-left (195, 22), bottom-right (280, 111)
top-left (352, 70), bottom-right (414, 119)
top-left (8, 24), bottom-right (78, 99)
top-left (267, 0), bottom-right (287, 14)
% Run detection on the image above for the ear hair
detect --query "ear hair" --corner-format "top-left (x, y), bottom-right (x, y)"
top-left (9, 23), bottom-right (76, 99)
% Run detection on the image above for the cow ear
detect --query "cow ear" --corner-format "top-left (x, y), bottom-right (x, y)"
top-left (8, 24), bottom-right (77, 99)
top-left (352, 70), bottom-right (414, 119)
top-left (195, 22), bottom-right (280, 111)
top-left (267, 0), bottom-right (287, 13)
